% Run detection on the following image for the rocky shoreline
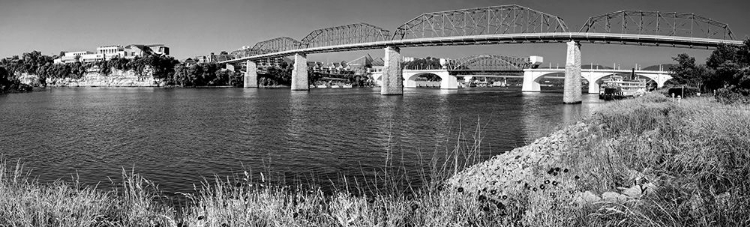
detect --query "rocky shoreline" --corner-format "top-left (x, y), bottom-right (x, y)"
top-left (448, 118), bottom-right (658, 219)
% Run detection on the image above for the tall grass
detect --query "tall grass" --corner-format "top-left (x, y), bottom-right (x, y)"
top-left (0, 159), bottom-right (177, 226)
top-left (560, 93), bottom-right (750, 226)
top-left (1, 120), bottom-right (504, 226)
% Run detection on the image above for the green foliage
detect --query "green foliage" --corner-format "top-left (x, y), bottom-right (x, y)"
top-left (669, 53), bottom-right (708, 88)
top-left (1, 51), bottom-right (187, 86)
top-left (402, 57), bottom-right (442, 70)
top-left (671, 39), bottom-right (750, 103)
top-left (168, 62), bottom-right (237, 87)
top-left (259, 62), bottom-right (292, 86)
top-left (715, 87), bottom-right (750, 104)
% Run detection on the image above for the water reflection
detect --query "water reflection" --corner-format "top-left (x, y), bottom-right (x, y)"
top-left (521, 93), bottom-right (602, 140)
top-left (0, 88), bottom-right (603, 194)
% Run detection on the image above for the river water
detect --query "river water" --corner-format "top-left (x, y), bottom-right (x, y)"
top-left (0, 87), bottom-right (602, 194)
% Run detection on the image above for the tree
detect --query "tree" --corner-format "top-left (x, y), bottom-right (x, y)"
top-left (702, 42), bottom-right (750, 91)
top-left (0, 66), bottom-right (9, 80)
top-left (173, 64), bottom-right (188, 86)
top-left (670, 53), bottom-right (707, 89)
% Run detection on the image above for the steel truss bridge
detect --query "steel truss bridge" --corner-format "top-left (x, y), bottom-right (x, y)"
top-left (445, 55), bottom-right (533, 73)
top-left (226, 4), bottom-right (744, 101)
top-left (227, 5), bottom-right (740, 61)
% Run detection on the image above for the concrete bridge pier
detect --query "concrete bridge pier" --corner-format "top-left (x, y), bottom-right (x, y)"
top-left (655, 74), bottom-right (670, 88)
top-left (381, 46), bottom-right (403, 95)
top-left (291, 53), bottom-right (309, 91)
top-left (440, 73), bottom-right (459, 89)
top-left (244, 60), bottom-right (258, 88)
top-left (588, 81), bottom-right (601, 94)
top-left (583, 73), bottom-right (600, 94)
top-left (521, 70), bottom-right (541, 92)
top-left (563, 41), bottom-right (582, 104)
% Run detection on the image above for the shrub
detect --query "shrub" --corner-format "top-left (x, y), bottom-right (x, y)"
top-left (715, 87), bottom-right (750, 104)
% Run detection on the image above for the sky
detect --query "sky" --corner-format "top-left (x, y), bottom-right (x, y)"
top-left (1, 0), bottom-right (749, 68)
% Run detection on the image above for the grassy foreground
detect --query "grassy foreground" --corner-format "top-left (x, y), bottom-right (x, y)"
top-left (2, 93), bottom-right (749, 226)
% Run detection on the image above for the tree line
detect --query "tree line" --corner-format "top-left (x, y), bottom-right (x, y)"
top-left (670, 39), bottom-right (750, 103)
top-left (0, 51), bottom-right (272, 88)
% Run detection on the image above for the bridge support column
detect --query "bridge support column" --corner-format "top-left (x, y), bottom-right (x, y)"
top-left (563, 41), bottom-right (582, 104)
top-left (244, 60), bottom-right (258, 88)
top-left (655, 74), bottom-right (670, 88)
top-left (291, 53), bottom-right (309, 91)
top-left (381, 46), bottom-right (403, 95)
top-left (583, 73), bottom-right (600, 94)
top-left (522, 70), bottom-right (541, 92)
top-left (588, 82), bottom-right (600, 94)
top-left (440, 73), bottom-right (458, 89)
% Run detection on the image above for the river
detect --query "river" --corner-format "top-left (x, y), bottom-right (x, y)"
top-left (0, 87), bottom-right (602, 195)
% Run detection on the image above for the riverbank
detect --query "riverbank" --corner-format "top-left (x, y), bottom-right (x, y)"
top-left (1, 93), bottom-right (748, 226)
top-left (449, 93), bottom-right (750, 226)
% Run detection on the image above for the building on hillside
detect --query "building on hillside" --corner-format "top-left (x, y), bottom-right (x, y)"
top-left (147, 44), bottom-right (169, 55)
top-left (96, 45), bottom-right (125, 58)
top-left (54, 51), bottom-right (103, 64)
top-left (183, 58), bottom-right (198, 66)
top-left (54, 44), bottom-right (171, 64)
top-left (346, 54), bottom-right (374, 76)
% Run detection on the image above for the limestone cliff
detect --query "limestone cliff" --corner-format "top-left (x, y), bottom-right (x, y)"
top-left (17, 68), bottom-right (163, 87)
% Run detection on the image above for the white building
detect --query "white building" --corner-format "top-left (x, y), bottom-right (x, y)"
top-left (54, 44), bottom-right (170, 64)
top-left (53, 51), bottom-right (104, 64)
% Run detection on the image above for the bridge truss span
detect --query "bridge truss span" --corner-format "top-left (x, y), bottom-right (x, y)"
top-left (392, 4), bottom-right (569, 40)
top-left (300, 23), bottom-right (391, 49)
top-left (580, 11), bottom-right (735, 40)
top-left (251, 37), bottom-right (302, 54)
top-left (447, 55), bottom-right (532, 72)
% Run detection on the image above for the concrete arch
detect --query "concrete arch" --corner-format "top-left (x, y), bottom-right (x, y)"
top-left (405, 72), bottom-right (442, 88)
top-left (403, 69), bottom-right (457, 89)
top-left (523, 68), bottom-right (673, 94)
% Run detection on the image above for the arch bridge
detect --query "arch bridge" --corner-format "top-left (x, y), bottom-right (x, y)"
top-left (372, 54), bottom-right (536, 89)
top-left (522, 68), bottom-right (672, 94)
top-left (224, 4), bottom-right (742, 103)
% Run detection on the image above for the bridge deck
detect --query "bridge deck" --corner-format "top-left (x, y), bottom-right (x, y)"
top-left (223, 32), bottom-right (743, 64)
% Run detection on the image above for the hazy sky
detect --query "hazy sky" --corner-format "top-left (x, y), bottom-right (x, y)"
top-left (1, 0), bottom-right (748, 68)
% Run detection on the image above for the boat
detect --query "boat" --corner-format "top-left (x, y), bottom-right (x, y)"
top-left (599, 75), bottom-right (647, 100)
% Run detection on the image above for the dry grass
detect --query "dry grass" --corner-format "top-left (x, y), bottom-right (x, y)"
top-left (0, 160), bottom-right (176, 226)
top-left (559, 93), bottom-right (750, 226)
